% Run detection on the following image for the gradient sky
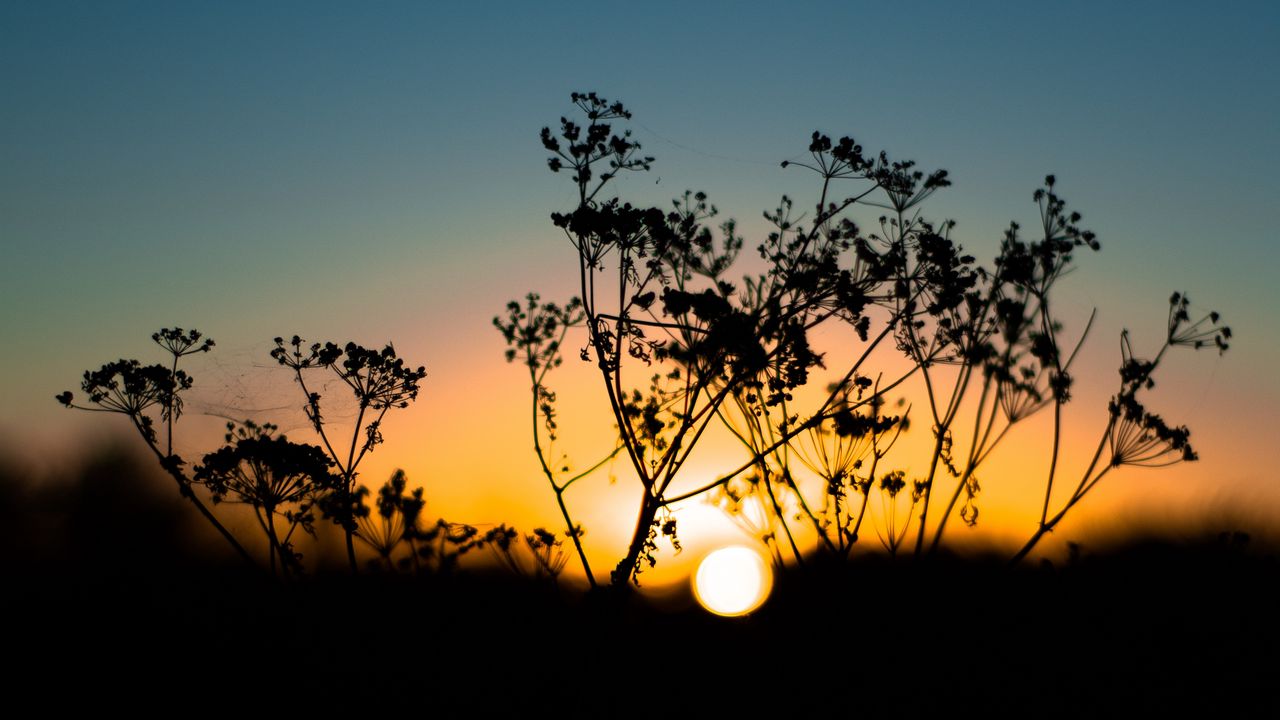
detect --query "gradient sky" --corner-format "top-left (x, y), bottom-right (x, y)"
top-left (3, 1), bottom-right (1277, 578)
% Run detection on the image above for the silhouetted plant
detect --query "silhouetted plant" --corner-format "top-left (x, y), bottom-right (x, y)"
top-left (1010, 293), bottom-right (1230, 563)
top-left (713, 372), bottom-right (916, 563)
top-left (523, 92), bottom-right (1231, 577)
top-left (873, 469), bottom-right (918, 555)
top-left (417, 518), bottom-right (483, 573)
top-left (193, 420), bottom-right (340, 576)
top-left (152, 328), bottom-right (215, 456)
top-left (346, 468), bottom-right (520, 576)
top-left (271, 336), bottom-right (426, 572)
top-left (57, 328), bottom-right (252, 563)
top-left (795, 382), bottom-right (911, 556)
top-left (706, 469), bottom-right (798, 569)
top-left (494, 293), bottom-right (621, 588)
top-left (482, 524), bottom-right (571, 582)
top-left (353, 469), bottom-right (430, 572)
top-left (534, 92), bottom-right (939, 585)
top-left (918, 177), bottom-right (1102, 553)
top-left (526, 527), bottom-right (570, 579)
top-left (52, 94), bottom-right (1234, 589)
top-left (350, 469), bottom-right (538, 577)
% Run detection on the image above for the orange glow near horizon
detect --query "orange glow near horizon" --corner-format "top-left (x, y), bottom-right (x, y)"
top-left (20, 297), bottom-right (1270, 591)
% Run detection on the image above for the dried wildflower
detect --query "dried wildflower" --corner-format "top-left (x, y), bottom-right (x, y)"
top-left (194, 421), bottom-right (339, 574)
top-left (57, 328), bottom-right (253, 564)
top-left (353, 469), bottom-right (426, 572)
top-left (60, 360), bottom-right (188, 443)
top-left (270, 334), bottom-right (426, 572)
top-left (1167, 292), bottom-right (1231, 353)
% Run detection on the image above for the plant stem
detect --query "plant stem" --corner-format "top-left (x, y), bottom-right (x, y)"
top-left (526, 361), bottom-right (596, 587)
top-left (554, 488), bottom-right (595, 588)
top-left (1011, 463), bottom-right (1112, 565)
top-left (132, 417), bottom-right (254, 566)
top-left (764, 468), bottom-right (805, 566)
top-left (266, 508), bottom-right (280, 577)
top-left (612, 495), bottom-right (659, 586)
top-left (930, 376), bottom-right (998, 551)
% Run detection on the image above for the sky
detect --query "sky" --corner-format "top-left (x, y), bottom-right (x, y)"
top-left (2, 1), bottom-right (1278, 581)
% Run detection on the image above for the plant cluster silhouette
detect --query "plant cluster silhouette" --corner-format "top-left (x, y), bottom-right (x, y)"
top-left (498, 91), bottom-right (1231, 585)
top-left (59, 330), bottom-right (571, 578)
top-left (55, 92), bottom-right (1230, 585)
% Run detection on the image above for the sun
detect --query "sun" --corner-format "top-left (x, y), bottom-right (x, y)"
top-left (692, 545), bottom-right (773, 617)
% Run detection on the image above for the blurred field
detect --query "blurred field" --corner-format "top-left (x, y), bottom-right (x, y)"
top-left (3, 443), bottom-right (1276, 713)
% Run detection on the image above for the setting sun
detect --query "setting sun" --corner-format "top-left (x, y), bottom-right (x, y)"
top-left (693, 545), bottom-right (773, 616)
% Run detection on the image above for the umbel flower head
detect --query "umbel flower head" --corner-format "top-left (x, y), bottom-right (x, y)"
top-left (355, 469), bottom-right (427, 562)
top-left (56, 327), bottom-right (216, 445)
top-left (1166, 292), bottom-right (1231, 354)
top-left (56, 359), bottom-right (192, 443)
top-left (1104, 289), bottom-right (1230, 470)
top-left (1107, 393), bottom-right (1196, 467)
top-left (270, 336), bottom-right (427, 410)
top-left (194, 420), bottom-right (340, 520)
top-left (152, 327), bottom-right (214, 357)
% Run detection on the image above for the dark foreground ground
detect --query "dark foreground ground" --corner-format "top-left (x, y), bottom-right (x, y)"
top-left (4, 446), bottom-right (1278, 714)
top-left (9, 545), bottom-right (1277, 715)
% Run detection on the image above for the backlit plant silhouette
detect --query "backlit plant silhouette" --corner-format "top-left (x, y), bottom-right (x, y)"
top-left (194, 419), bottom-right (340, 576)
top-left (504, 91), bottom-right (1231, 583)
top-left (53, 94), bottom-right (1232, 588)
top-left (793, 383), bottom-right (911, 558)
top-left (57, 328), bottom-right (252, 563)
top-left (58, 329), bottom-right (446, 576)
top-left (351, 469), bottom-right (535, 576)
top-left (521, 92), bottom-right (948, 584)
top-left (353, 468), bottom-right (425, 572)
top-left (1009, 292), bottom-right (1230, 563)
top-left (494, 293), bottom-right (622, 587)
top-left (270, 336), bottom-right (427, 572)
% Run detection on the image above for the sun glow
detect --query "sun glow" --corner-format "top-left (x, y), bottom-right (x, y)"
top-left (693, 545), bottom-right (772, 616)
